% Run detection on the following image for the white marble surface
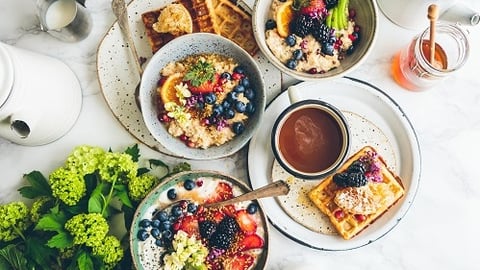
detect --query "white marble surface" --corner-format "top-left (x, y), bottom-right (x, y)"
top-left (1, 0), bottom-right (480, 269)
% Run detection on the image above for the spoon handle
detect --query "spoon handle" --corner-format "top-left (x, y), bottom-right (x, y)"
top-left (111, 0), bottom-right (143, 75)
top-left (206, 180), bottom-right (290, 208)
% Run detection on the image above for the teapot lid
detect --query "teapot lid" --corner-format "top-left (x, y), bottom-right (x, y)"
top-left (0, 43), bottom-right (14, 107)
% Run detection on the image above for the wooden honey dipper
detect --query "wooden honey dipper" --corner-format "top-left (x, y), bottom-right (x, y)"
top-left (428, 4), bottom-right (439, 64)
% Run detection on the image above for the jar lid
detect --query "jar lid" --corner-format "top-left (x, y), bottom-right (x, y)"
top-left (0, 43), bottom-right (14, 107)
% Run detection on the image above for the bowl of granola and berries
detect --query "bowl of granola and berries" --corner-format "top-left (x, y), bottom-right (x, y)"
top-left (130, 170), bottom-right (269, 270)
top-left (139, 33), bottom-right (265, 159)
top-left (252, 0), bottom-right (378, 80)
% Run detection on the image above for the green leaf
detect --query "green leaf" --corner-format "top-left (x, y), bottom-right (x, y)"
top-left (76, 250), bottom-right (94, 270)
top-left (18, 171), bottom-right (52, 199)
top-left (88, 182), bottom-right (106, 214)
top-left (25, 237), bottom-right (58, 270)
top-left (114, 184), bottom-right (133, 208)
top-left (124, 144), bottom-right (140, 162)
top-left (0, 244), bottom-right (28, 270)
top-left (171, 162), bottom-right (191, 175)
top-left (46, 231), bottom-right (73, 249)
top-left (35, 211), bottom-right (68, 233)
top-left (137, 167), bottom-right (150, 176)
top-left (149, 159), bottom-right (169, 170)
top-left (184, 60), bottom-right (215, 87)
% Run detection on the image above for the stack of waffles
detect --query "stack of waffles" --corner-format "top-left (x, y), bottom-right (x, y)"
top-left (308, 146), bottom-right (405, 240)
top-left (141, 0), bottom-right (258, 55)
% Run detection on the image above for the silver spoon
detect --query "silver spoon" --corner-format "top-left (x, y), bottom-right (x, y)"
top-left (205, 180), bottom-right (290, 208)
top-left (111, 0), bottom-right (143, 109)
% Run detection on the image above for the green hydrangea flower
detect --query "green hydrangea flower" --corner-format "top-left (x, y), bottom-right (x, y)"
top-left (128, 173), bottom-right (158, 201)
top-left (49, 167), bottom-right (86, 206)
top-left (91, 235), bottom-right (123, 265)
top-left (0, 201), bottom-right (30, 242)
top-left (30, 196), bottom-right (53, 223)
top-left (65, 145), bottom-right (106, 176)
top-left (64, 213), bottom-right (108, 247)
top-left (97, 152), bottom-right (137, 184)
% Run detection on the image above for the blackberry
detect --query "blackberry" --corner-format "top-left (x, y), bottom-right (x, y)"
top-left (348, 172), bottom-right (368, 187)
top-left (199, 220), bottom-right (217, 239)
top-left (325, 0), bottom-right (339, 9)
top-left (333, 172), bottom-right (350, 187)
top-left (217, 216), bottom-right (239, 235)
top-left (312, 23), bottom-right (334, 44)
top-left (348, 160), bottom-right (366, 174)
top-left (290, 14), bottom-right (316, 37)
top-left (209, 231), bottom-right (234, 249)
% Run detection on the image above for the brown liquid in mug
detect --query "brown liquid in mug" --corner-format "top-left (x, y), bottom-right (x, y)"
top-left (278, 108), bottom-right (343, 173)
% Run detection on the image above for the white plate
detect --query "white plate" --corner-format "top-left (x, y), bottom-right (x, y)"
top-left (96, 0), bottom-right (282, 157)
top-left (247, 77), bottom-right (421, 250)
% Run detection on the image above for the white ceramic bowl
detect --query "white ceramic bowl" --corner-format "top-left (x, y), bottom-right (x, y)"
top-left (252, 0), bottom-right (378, 81)
top-left (139, 33), bottom-right (266, 160)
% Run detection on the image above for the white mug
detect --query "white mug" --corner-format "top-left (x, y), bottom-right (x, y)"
top-left (0, 42), bottom-right (82, 146)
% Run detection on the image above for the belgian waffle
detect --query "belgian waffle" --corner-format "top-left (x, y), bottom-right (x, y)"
top-left (210, 0), bottom-right (258, 55)
top-left (308, 146), bottom-right (405, 240)
top-left (141, 0), bottom-right (258, 55)
top-left (141, 0), bottom-right (218, 54)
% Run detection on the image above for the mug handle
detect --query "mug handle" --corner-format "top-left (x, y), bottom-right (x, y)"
top-left (287, 84), bottom-right (302, 104)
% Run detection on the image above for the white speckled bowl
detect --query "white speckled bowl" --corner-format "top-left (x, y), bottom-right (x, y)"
top-left (252, 0), bottom-right (378, 81)
top-left (139, 33), bottom-right (266, 160)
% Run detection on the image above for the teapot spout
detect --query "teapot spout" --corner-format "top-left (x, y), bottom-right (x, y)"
top-left (439, 2), bottom-right (480, 26)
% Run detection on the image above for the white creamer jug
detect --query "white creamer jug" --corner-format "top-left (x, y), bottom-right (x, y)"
top-left (0, 42), bottom-right (82, 146)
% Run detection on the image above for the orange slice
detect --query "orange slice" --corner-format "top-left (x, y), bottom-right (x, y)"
top-left (276, 0), bottom-right (294, 38)
top-left (158, 73), bottom-right (183, 105)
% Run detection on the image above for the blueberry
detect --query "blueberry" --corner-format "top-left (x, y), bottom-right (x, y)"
top-left (221, 72), bottom-right (232, 80)
top-left (137, 229), bottom-right (149, 241)
top-left (227, 91), bottom-right (238, 102)
top-left (232, 122), bottom-right (245, 134)
top-left (212, 104), bottom-right (224, 117)
top-left (292, 49), bottom-right (303, 60)
top-left (233, 84), bottom-right (245, 93)
top-left (247, 203), bottom-right (258, 214)
top-left (240, 78), bottom-right (250, 88)
top-left (163, 230), bottom-right (174, 240)
top-left (156, 210), bottom-right (169, 222)
top-left (265, 19), bottom-right (277, 30)
top-left (204, 93), bottom-right (216, 104)
top-left (196, 101), bottom-right (205, 110)
top-left (286, 59), bottom-right (298, 69)
top-left (183, 179), bottom-right (196, 190)
top-left (151, 227), bottom-right (161, 239)
top-left (244, 88), bottom-right (255, 100)
top-left (151, 219), bottom-right (161, 228)
top-left (167, 188), bottom-right (177, 200)
top-left (321, 42), bottom-right (335, 56)
top-left (346, 45), bottom-right (355, 55)
top-left (233, 66), bottom-right (245, 74)
top-left (171, 205), bottom-right (183, 217)
top-left (222, 100), bottom-right (232, 109)
top-left (224, 108), bottom-right (235, 119)
top-left (235, 101), bottom-right (247, 113)
top-left (161, 221), bottom-right (172, 232)
top-left (155, 238), bottom-right (165, 247)
top-left (245, 102), bottom-right (256, 116)
top-left (187, 202), bottom-right (198, 213)
top-left (139, 219), bottom-right (151, 228)
top-left (285, 34), bottom-right (296, 47)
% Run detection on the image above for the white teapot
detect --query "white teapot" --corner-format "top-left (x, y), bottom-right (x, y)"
top-left (0, 42), bottom-right (82, 146)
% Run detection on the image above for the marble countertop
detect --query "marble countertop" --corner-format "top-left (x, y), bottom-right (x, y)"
top-left (1, 0), bottom-right (480, 269)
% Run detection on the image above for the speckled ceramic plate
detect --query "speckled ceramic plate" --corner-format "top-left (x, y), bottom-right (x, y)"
top-left (248, 77), bottom-right (421, 250)
top-left (129, 170), bottom-right (269, 269)
top-left (96, 0), bottom-right (281, 156)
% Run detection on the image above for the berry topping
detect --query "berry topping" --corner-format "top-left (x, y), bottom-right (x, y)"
top-left (354, 214), bottom-right (366, 222)
top-left (285, 34), bottom-right (297, 46)
top-left (222, 253), bottom-right (254, 270)
top-left (199, 220), bottom-right (217, 239)
top-left (206, 182), bottom-right (234, 203)
top-left (290, 14), bottom-right (317, 37)
top-left (238, 233), bottom-right (264, 251)
top-left (286, 59), bottom-right (298, 69)
top-left (217, 216), bottom-right (240, 235)
top-left (246, 203), bottom-right (258, 214)
top-left (183, 179), bottom-right (196, 190)
top-left (167, 188), bottom-right (177, 200)
top-left (265, 19), bottom-right (277, 30)
top-left (232, 122), bottom-right (245, 135)
top-left (333, 209), bottom-right (344, 220)
top-left (235, 210), bottom-right (257, 234)
top-left (325, 0), bottom-right (338, 9)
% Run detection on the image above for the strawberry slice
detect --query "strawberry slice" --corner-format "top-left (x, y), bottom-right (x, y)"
top-left (297, 0), bottom-right (326, 17)
top-left (205, 182), bottom-right (234, 203)
top-left (188, 73), bottom-right (220, 94)
top-left (222, 253), bottom-right (254, 270)
top-left (175, 215), bottom-right (199, 236)
top-left (235, 210), bottom-right (257, 234)
top-left (238, 233), bottom-right (264, 251)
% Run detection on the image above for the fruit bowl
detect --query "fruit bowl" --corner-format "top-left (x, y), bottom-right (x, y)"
top-left (252, 0), bottom-right (378, 81)
top-left (139, 33), bottom-right (266, 160)
top-left (129, 170), bottom-right (269, 270)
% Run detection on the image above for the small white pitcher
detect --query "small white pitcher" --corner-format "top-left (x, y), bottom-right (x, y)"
top-left (0, 42), bottom-right (82, 146)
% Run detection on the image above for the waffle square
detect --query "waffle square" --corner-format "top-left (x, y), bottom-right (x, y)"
top-left (308, 146), bottom-right (405, 240)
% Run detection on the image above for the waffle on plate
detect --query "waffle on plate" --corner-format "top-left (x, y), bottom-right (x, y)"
top-left (308, 146), bottom-right (405, 240)
top-left (141, 0), bottom-right (258, 55)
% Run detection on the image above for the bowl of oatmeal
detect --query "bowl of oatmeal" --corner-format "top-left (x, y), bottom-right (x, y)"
top-left (139, 33), bottom-right (265, 159)
top-left (252, 0), bottom-right (378, 80)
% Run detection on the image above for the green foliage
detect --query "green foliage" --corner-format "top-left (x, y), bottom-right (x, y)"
top-left (184, 60), bottom-right (215, 87)
top-left (1, 144), bottom-right (191, 269)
